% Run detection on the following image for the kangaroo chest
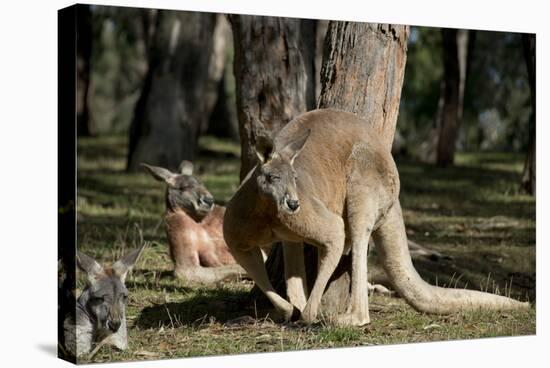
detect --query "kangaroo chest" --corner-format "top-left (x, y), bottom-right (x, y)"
top-left (271, 224), bottom-right (304, 243)
top-left (165, 210), bottom-right (223, 247)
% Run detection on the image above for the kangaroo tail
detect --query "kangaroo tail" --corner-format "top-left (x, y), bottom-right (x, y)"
top-left (372, 201), bottom-right (529, 314)
top-left (174, 264), bottom-right (247, 284)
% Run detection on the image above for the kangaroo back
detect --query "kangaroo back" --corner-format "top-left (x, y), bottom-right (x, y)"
top-left (274, 109), bottom-right (387, 213)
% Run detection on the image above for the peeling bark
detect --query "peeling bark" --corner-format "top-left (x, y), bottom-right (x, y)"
top-left (318, 22), bottom-right (409, 150)
top-left (314, 20), bottom-right (329, 102)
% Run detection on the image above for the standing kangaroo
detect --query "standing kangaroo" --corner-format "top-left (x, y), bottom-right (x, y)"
top-left (63, 245), bottom-right (145, 357)
top-left (223, 109), bottom-right (528, 326)
top-left (142, 161), bottom-right (245, 283)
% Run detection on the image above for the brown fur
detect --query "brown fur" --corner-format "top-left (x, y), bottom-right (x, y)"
top-left (224, 109), bottom-right (528, 326)
top-left (166, 206), bottom-right (236, 270)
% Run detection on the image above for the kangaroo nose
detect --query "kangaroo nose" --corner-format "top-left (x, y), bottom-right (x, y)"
top-left (108, 320), bottom-right (121, 332)
top-left (200, 196), bottom-right (214, 207)
top-left (286, 199), bottom-right (300, 211)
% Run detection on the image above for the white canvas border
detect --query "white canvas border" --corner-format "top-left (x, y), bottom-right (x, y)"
top-left (0, 0), bottom-right (545, 367)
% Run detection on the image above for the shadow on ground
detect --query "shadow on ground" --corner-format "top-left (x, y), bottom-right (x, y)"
top-left (397, 157), bottom-right (534, 220)
top-left (134, 288), bottom-right (264, 329)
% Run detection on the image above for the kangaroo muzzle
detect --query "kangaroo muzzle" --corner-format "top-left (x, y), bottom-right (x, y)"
top-left (107, 319), bottom-right (122, 332)
top-left (199, 195), bottom-right (214, 208)
top-left (281, 191), bottom-right (301, 213)
top-left (286, 199), bottom-right (300, 211)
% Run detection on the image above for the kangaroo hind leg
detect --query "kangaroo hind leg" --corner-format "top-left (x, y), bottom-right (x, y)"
top-left (335, 141), bottom-right (391, 326)
top-left (299, 196), bottom-right (346, 324)
top-left (336, 177), bottom-right (378, 325)
top-left (283, 241), bottom-right (308, 311)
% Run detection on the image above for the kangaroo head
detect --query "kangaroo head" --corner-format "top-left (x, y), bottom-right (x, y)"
top-left (141, 161), bottom-right (215, 221)
top-left (255, 129), bottom-right (311, 215)
top-left (77, 245), bottom-right (144, 334)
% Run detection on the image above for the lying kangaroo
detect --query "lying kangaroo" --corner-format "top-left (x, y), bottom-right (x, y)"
top-left (63, 245), bottom-right (144, 357)
top-left (142, 161), bottom-right (244, 283)
top-left (223, 108), bottom-right (528, 326)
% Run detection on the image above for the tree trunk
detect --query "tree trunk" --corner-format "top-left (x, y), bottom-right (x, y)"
top-left (76, 4), bottom-right (94, 136)
top-left (436, 29), bottom-right (469, 167)
top-left (139, 9), bottom-right (158, 61)
top-left (205, 16), bottom-right (240, 141)
top-left (127, 10), bottom-right (217, 171)
top-left (230, 15), bottom-right (316, 179)
top-left (521, 34), bottom-right (536, 196)
top-left (201, 14), bottom-right (232, 136)
top-left (318, 23), bottom-right (409, 150)
top-left (314, 20), bottom-right (329, 102)
top-left (205, 71), bottom-right (240, 141)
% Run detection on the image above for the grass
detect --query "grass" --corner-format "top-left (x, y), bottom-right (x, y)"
top-left (75, 134), bottom-right (535, 364)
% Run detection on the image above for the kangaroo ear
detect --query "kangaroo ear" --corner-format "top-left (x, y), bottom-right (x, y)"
top-left (77, 251), bottom-right (105, 285)
top-left (253, 120), bottom-right (275, 164)
top-left (140, 163), bottom-right (176, 186)
top-left (281, 129), bottom-right (311, 164)
top-left (178, 160), bottom-right (194, 176)
top-left (112, 243), bottom-right (146, 283)
top-left (255, 134), bottom-right (275, 164)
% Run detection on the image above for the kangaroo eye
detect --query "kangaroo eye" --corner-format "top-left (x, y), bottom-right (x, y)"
top-left (91, 296), bottom-right (105, 304)
top-left (268, 174), bottom-right (280, 182)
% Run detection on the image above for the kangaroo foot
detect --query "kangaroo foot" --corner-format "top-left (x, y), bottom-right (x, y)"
top-left (275, 303), bottom-right (300, 322)
top-left (300, 304), bottom-right (318, 324)
top-left (334, 312), bottom-right (371, 327)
